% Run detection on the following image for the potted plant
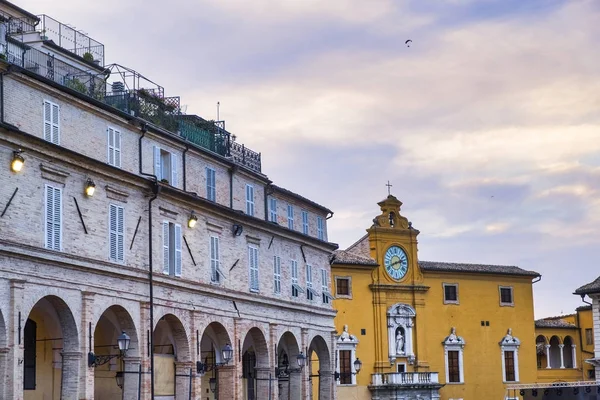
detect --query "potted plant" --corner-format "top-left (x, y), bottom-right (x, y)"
top-left (83, 52), bottom-right (94, 62)
top-left (160, 178), bottom-right (169, 184)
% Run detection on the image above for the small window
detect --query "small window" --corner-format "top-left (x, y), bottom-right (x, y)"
top-left (107, 127), bottom-right (121, 168)
top-left (447, 350), bottom-right (461, 383)
top-left (499, 286), bottom-right (514, 306)
top-left (321, 269), bottom-right (333, 304)
top-left (396, 363), bottom-right (406, 373)
top-left (339, 350), bottom-right (352, 385)
top-left (443, 283), bottom-right (459, 304)
top-left (210, 236), bottom-right (220, 283)
top-left (504, 351), bottom-right (516, 382)
top-left (246, 184), bottom-right (255, 216)
top-left (336, 277), bottom-right (351, 297)
top-left (273, 256), bottom-right (281, 294)
top-left (291, 260), bottom-right (300, 297)
top-left (586, 328), bottom-right (593, 346)
top-left (269, 197), bottom-right (277, 223)
top-left (109, 204), bottom-right (125, 263)
top-left (206, 167), bottom-right (216, 202)
top-left (302, 210), bottom-right (309, 235)
top-left (154, 146), bottom-right (178, 186)
top-left (317, 216), bottom-right (324, 240)
top-left (45, 185), bottom-right (62, 251)
top-left (162, 222), bottom-right (182, 277)
top-left (287, 205), bottom-right (294, 230)
top-left (43, 100), bottom-right (60, 144)
top-left (248, 245), bottom-right (259, 292)
top-left (306, 264), bottom-right (314, 301)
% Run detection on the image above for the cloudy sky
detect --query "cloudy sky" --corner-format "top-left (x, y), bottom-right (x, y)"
top-left (19, 0), bottom-right (600, 318)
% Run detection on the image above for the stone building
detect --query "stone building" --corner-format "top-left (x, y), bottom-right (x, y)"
top-left (0, 2), bottom-right (338, 399)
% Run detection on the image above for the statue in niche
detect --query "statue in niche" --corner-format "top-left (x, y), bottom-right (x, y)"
top-left (395, 327), bottom-right (405, 355)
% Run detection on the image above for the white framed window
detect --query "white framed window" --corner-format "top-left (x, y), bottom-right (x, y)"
top-left (301, 211), bottom-right (309, 234)
top-left (291, 260), bottom-right (302, 297)
top-left (107, 127), bottom-right (122, 168)
top-left (43, 100), bottom-right (60, 144)
top-left (443, 283), bottom-right (459, 304)
top-left (499, 286), bottom-right (514, 306)
top-left (306, 264), bottom-right (317, 301)
top-left (246, 184), bottom-right (255, 216)
top-left (162, 222), bottom-right (182, 277)
top-left (269, 197), bottom-right (277, 223)
top-left (335, 276), bottom-right (352, 298)
top-left (109, 204), bottom-right (124, 263)
top-left (287, 205), bottom-right (294, 230)
top-left (210, 235), bottom-right (221, 283)
top-left (248, 245), bottom-right (259, 292)
top-left (44, 185), bottom-right (62, 251)
top-left (443, 327), bottom-right (465, 384)
top-left (321, 268), bottom-right (334, 304)
top-left (273, 256), bottom-right (281, 294)
top-left (337, 326), bottom-right (359, 385)
top-left (153, 146), bottom-right (178, 186)
top-left (317, 216), bottom-right (324, 240)
top-left (396, 363), bottom-right (406, 373)
top-left (206, 167), bottom-right (216, 202)
top-left (500, 329), bottom-right (520, 383)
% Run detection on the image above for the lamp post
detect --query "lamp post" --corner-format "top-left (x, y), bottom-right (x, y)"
top-left (196, 343), bottom-right (234, 375)
top-left (88, 331), bottom-right (131, 368)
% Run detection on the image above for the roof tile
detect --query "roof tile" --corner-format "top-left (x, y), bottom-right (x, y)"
top-left (419, 261), bottom-right (540, 277)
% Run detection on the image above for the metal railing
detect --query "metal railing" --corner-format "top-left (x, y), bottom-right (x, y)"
top-left (230, 141), bottom-right (261, 173)
top-left (371, 372), bottom-right (439, 386)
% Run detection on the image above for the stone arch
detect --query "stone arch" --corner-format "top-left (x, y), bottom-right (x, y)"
top-left (24, 295), bottom-right (80, 399)
top-left (242, 327), bottom-right (270, 400)
top-left (536, 335), bottom-right (548, 369)
top-left (549, 335), bottom-right (562, 368)
top-left (154, 313), bottom-right (191, 361)
top-left (199, 322), bottom-right (235, 400)
top-left (308, 334), bottom-right (333, 400)
top-left (277, 331), bottom-right (302, 400)
top-left (563, 336), bottom-right (574, 368)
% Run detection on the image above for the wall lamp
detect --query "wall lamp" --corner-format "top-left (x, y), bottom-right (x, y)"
top-left (88, 331), bottom-right (131, 368)
top-left (277, 352), bottom-right (306, 376)
top-left (232, 224), bottom-right (243, 237)
top-left (333, 358), bottom-right (362, 380)
top-left (11, 150), bottom-right (24, 172)
top-left (196, 343), bottom-right (233, 375)
top-left (115, 371), bottom-right (124, 389)
top-left (209, 377), bottom-right (217, 393)
top-left (188, 211), bottom-right (198, 229)
top-left (85, 178), bottom-right (96, 197)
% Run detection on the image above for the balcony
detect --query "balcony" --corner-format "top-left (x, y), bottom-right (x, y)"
top-left (371, 372), bottom-right (440, 387)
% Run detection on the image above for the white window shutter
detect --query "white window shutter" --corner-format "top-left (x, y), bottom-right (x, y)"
top-left (51, 103), bottom-right (60, 144)
top-left (107, 128), bottom-right (114, 166)
top-left (117, 206), bottom-right (124, 262)
top-left (162, 222), bottom-right (170, 274)
top-left (171, 153), bottom-right (178, 187)
top-left (52, 187), bottom-right (61, 250)
top-left (109, 204), bottom-right (117, 260)
top-left (43, 101), bottom-right (52, 142)
top-left (154, 146), bottom-right (161, 179)
top-left (114, 130), bottom-right (121, 168)
top-left (45, 185), bottom-right (54, 249)
top-left (174, 224), bottom-right (182, 277)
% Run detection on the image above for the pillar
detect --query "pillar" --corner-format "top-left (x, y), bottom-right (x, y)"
top-left (545, 344), bottom-right (551, 369)
top-left (558, 344), bottom-right (565, 369)
top-left (255, 367), bottom-right (272, 399)
top-left (140, 302), bottom-right (151, 400)
top-left (0, 347), bottom-right (8, 399)
top-left (319, 371), bottom-right (333, 400)
top-left (61, 351), bottom-right (82, 399)
top-left (7, 279), bottom-right (26, 400)
top-left (174, 362), bottom-right (193, 400)
top-left (217, 365), bottom-right (235, 400)
top-left (289, 370), bottom-right (302, 400)
top-left (80, 291), bottom-right (95, 400)
top-left (123, 356), bottom-right (142, 400)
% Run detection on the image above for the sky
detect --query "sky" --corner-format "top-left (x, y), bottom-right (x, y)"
top-left (18, 0), bottom-right (600, 318)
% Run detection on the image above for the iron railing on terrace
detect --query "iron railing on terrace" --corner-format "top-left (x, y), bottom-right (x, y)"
top-left (0, 40), bottom-right (262, 173)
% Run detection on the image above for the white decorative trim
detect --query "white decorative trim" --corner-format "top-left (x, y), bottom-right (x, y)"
top-left (499, 285), bottom-right (514, 307)
top-left (334, 276), bottom-right (352, 299)
top-left (387, 303), bottom-right (416, 364)
top-left (443, 327), bottom-right (465, 384)
top-left (336, 325), bottom-right (359, 385)
top-left (500, 328), bottom-right (520, 383)
top-left (443, 282), bottom-right (459, 305)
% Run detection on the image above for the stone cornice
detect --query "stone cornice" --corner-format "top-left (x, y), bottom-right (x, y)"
top-left (369, 284), bottom-right (430, 292)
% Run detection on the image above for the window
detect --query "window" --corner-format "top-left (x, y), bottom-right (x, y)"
top-left (499, 286), bottom-right (514, 306)
top-left (153, 146), bottom-right (178, 186)
top-left (273, 256), bottom-right (281, 294)
top-left (321, 269), bottom-right (334, 304)
top-left (246, 184), bottom-right (255, 216)
top-left (206, 167), bottom-right (216, 202)
top-left (586, 328), bottom-right (593, 346)
top-left (306, 264), bottom-right (317, 301)
top-left (443, 283), bottom-right (459, 304)
top-left (210, 236), bottom-right (221, 283)
top-left (302, 211), bottom-right (309, 234)
top-left (397, 363), bottom-right (406, 373)
top-left (339, 350), bottom-right (352, 385)
top-left (336, 277), bottom-right (351, 297)
top-left (443, 328), bottom-right (465, 384)
top-left (43, 100), bottom-right (60, 144)
top-left (269, 197), bottom-right (277, 223)
top-left (504, 351), bottom-right (515, 382)
top-left (109, 204), bottom-right (124, 263)
top-left (107, 127), bottom-right (121, 167)
top-left (317, 217), bottom-right (324, 240)
top-left (287, 205), bottom-right (294, 229)
top-left (23, 319), bottom-right (36, 390)
top-left (45, 185), bottom-right (62, 251)
top-left (162, 222), bottom-right (182, 277)
top-left (248, 246), bottom-right (259, 292)
top-left (291, 260), bottom-right (301, 297)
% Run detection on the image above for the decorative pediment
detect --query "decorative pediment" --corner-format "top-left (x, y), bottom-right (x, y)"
top-left (499, 328), bottom-right (520, 347)
top-left (337, 325), bottom-right (359, 345)
top-left (387, 303), bottom-right (416, 318)
top-left (443, 327), bottom-right (465, 347)
top-left (372, 195), bottom-right (410, 229)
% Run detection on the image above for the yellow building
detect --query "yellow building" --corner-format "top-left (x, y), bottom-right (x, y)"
top-left (331, 195), bottom-right (541, 400)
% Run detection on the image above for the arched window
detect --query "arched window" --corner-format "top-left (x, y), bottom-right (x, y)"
top-left (499, 329), bottom-right (520, 383)
top-left (549, 336), bottom-right (562, 368)
top-left (443, 327), bottom-right (465, 384)
top-left (563, 336), bottom-right (576, 368)
top-left (536, 335), bottom-right (547, 369)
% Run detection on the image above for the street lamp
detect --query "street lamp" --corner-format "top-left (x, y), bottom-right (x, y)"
top-left (84, 178), bottom-right (96, 197)
top-left (11, 150), bottom-right (24, 172)
top-left (188, 211), bottom-right (198, 228)
top-left (221, 343), bottom-right (233, 363)
top-left (115, 371), bottom-right (124, 389)
top-left (353, 358), bottom-right (362, 373)
top-left (196, 343), bottom-right (234, 375)
top-left (209, 377), bottom-right (217, 393)
top-left (88, 331), bottom-right (131, 368)
top-left (296, 352), bottom-right (306, 369)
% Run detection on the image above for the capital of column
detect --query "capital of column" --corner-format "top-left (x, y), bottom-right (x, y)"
top-left (10, 279), bottom-right (26, 289)
top-left (571, 344), bottom-right (577, 348)
top-left (545, 344), bottom-right (551, 349)
top-left (61, 351), bottom-right (82, 360)
top-left (558, 344), bottom-right (565, 349)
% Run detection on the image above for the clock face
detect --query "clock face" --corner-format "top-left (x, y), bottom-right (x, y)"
top-left (384, 246), bottom-right (408, 281)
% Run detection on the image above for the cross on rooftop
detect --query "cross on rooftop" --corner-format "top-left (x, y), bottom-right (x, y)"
top-left (386, 181), bottom-right (393, 196)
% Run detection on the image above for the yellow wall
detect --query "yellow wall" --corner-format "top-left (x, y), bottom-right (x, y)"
top-left (578, 308), bottom-right (596, 379)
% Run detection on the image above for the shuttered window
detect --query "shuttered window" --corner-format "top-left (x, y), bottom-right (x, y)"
top-left (109, 204), bottom-right (124, 263)
top-left (107, 127), bottom-right (122, 168)
top-left (287, 205), bottom-right (294, 230)
top-left (43, 100), bottom-right (60, 144)
top-left (248, 246), bottom-right (259, 292)
top-left (291, 260), bottom-right (299, 297)
top-left (246, 184), bottom-right (255, 216)
top-left (317, 217), bottom-right (324, 240)
top-left (306, 264), bottom-right (314, 301)
top-left (154, 146), bottom-right (178, 186)
top-left (162, 222), bottom-right (182, 277)
top-left (44, 185), bottom-right (61, 251)
top-left (206, 167), bottom-right (216, 202)
top-left (302, 211), bottom-right (309, 234)
top-left (269, 198), bottom-right (277, 223)
top-left (210, 235), bottom-right (220, 283)
top-left (448, 351), bottom-right (460, 383)
top-left (504, 351), bottom-right (516, 382)
top-left (273, 256), bottom-right (281, 294)
top-left (339, 350), bottom-right (352, 385)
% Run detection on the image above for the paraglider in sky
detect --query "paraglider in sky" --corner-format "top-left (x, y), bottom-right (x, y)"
top-left (405, 39), bottom-right (412, 47)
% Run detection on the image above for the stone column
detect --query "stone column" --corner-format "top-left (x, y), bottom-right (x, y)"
top-left (319, 371), bottom-right (333, 400)
top-left (61, 351), bottom-right (82, 399)
top-left (558, 344), bottom-right (565, 369)
top-left (174, 362), bottom-right (193, 400)
top-left (80, 291), bottom-right (95, 400)
top-left (217, 365), bottom-right (235, 399)
top-left (301, 328), bottom-right (309, 400)
top-left (571, 345), bottom-right (577, 369)
top-left (7, 279), bottom-right (26, 400)
top-left (289, 370), bottom-right (302, 400)
top-left (255, 367), bottom-right (272, 399)
top-left (0, 347), bottom-right (8, 399)
top-left (123, 356), bottom-right (142, 400)
top-left (545, 344), bottom-right (551, 369)
top-left (139, 302), bottom-right (151, 400)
